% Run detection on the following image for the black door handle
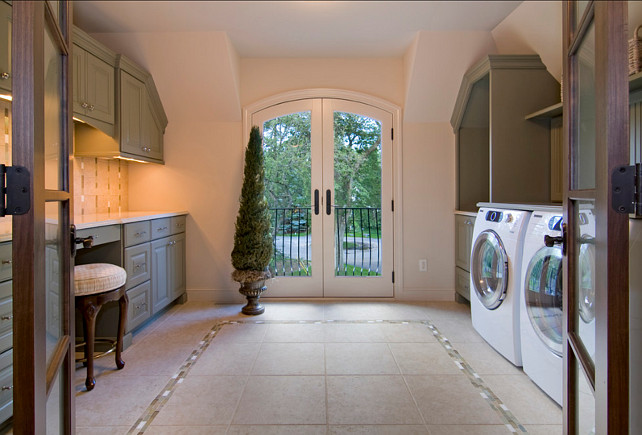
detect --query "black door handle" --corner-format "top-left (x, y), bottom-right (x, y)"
top-left (544, 223), bottom-right (567, 255)
top-left (326, 190), bottom-right (331, 215)
top-left (314, 189), bottom-right (319, 215)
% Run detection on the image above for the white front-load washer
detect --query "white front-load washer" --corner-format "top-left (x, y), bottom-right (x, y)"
top-left (470, 206), bottom-right (531, 366)
top-left (520, 208), bottom-right (564, 405)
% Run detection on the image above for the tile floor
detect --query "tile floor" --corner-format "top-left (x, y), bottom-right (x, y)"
top-left (74, 300), bottom-right (562, 434)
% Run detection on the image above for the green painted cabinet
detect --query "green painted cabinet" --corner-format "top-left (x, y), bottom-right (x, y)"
top-left (73, 46), bottom-right (115, 127)
top-left (117, 55), bottom-right (166, 164)
top-left (151, 232), bottom-right (185, 314)
top-left (0, 1), bottom-right (11, 95)
top-left (72, 27), bottom-right (117, 138)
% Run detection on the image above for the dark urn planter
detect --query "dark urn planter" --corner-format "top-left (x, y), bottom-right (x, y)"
top-left (238, 280), bottom-right (267, 315)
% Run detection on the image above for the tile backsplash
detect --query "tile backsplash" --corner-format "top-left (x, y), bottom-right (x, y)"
top-left (73, 157), bottom-right (129, 216)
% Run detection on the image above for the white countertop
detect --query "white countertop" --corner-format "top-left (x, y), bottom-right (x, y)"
top-left (454, 210), bottom-right (477, 217)
top-left (74, 210), bottom-right (189, 230)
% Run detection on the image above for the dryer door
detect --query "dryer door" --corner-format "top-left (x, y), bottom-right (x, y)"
top-left (471, 230), bottom-right (508, 309)
top-left (524, 246), bottom-right (563, 356)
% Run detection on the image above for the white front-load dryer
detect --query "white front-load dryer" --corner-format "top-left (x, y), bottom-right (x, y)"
top-left (520, 209), bottom-right (564, 405)
top-left (470, 207), bottom-right (530, 366)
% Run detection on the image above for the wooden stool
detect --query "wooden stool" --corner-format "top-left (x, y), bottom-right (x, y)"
top-left (74, 263), bottom-right (128, 391)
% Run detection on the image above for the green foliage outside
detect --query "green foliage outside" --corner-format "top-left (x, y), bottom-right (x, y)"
top-left (231, 126), bottom-right (273, 275)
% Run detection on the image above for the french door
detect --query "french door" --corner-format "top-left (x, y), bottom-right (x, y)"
top-left (252, 98), bottom-right (394, 298)
top-left (13, 1), bottom-right (74, 433)
top-left (563, 1), bottom-right (629, 433)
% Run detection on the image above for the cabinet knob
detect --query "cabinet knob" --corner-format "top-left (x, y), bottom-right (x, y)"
top-left (81, 102), bottom-right (88, 109)
top-left (0, 72), bottom-right (9, 80)
top-left (88, 104), bottom-right (95, 111)
top-left (1, 386), bottom-right (12, 391)
top-left (1, 259), bottom-right (10, 265)
top-left (0, 315), bottom-right (12, 321)
top-left (465, 220), bottom-right (473, 226)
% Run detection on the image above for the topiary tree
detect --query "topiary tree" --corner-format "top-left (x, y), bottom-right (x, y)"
top-left (231, 126), bottom-right (273, 314)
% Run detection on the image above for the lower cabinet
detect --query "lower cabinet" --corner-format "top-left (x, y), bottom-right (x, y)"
top-left (122, 216), bottom-right (186, 332)
top-left (151, 232), bottom-right (186, 314)
top-left (454, 213), bottom-right (476, 301)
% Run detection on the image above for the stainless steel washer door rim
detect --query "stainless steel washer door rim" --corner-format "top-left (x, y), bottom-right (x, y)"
top-left (471, 230), bottom-right (509, 310)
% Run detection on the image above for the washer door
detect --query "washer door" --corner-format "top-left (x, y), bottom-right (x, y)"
top-left (524, 246), bottom-right (563, 356)
top-left (471, 230), bottom-right (508, 310)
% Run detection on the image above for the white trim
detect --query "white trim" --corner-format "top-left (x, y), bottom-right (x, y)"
top-left (243, 89), bottom-right (404, 298)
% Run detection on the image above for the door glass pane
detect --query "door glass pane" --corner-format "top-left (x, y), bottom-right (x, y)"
top-left (333, 112), bottom-right (382, 277)
top-left (575, 1), bottom-right (590, 29)
top-left (45, 202), bottom-right (63, 367)
top-left (576, 359), bottom-right (596, 435)
top-left (573, 23), bottom-right (596, 190)
top-left (575, 200), bottom-right (596, 366)
top-left (0, 99), bottom-right (11, 239)
top-left (44, 24), bottom-right (63, 190)
top-left (471, 230), bottom-right (508, 309)
top-left (46, 364), bottom-right (63, 434)
top-left (525, 246), bottom-right (564, 356)
top-left (262, 112), bottom-right (312, 277)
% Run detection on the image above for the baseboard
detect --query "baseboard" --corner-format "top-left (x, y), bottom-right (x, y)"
top-left (396, 288), bottom-right (455, 301)
top-left (186, 288), bottom-right (245, 304)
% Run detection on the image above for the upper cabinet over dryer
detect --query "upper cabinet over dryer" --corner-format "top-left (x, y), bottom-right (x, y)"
top-left (72, 27), bottom-right (168, 164)
top-left (451, 55), bottom-right (560, 212)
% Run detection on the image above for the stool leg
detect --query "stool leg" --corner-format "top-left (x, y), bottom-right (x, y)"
top-left (116, 291), bottom-right (129, 370)
top-left (81, 300), bottom-right (101, 391)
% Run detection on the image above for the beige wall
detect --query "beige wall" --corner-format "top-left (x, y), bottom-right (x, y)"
top-left (401, 122), bottom-right (456, 300)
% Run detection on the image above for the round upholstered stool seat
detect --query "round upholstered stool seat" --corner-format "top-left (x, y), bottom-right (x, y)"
top-left (74, 263), bottom-right (127, 296)
top-left (74, 263), bottom-right (129, 391)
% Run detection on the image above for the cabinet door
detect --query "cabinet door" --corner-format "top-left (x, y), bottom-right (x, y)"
top-left (142, 92), bottom-right (163, 161)
top-left (85, 52), bottom-right (115, 125)
top-left (454, 215), bottom-right (475, 271)
top-left (120, 71), bottom-right (145, 157)
top-left (169, 233), bottom-right (185, 300)
top-left (72, 45), bottom-right (87, 115)
top-left (151, 238), bottom-right (170, 313)
top-left (0, 1), bottom-right (10, 94)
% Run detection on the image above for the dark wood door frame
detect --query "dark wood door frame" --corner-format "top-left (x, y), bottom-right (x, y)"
top-left (563, 1), bottom-right (629, 433)
top-left (12, 1), bottom-right (74, 432)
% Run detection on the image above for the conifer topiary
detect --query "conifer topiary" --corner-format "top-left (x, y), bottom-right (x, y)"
top-left (231, 126), bottom-right (273, 283)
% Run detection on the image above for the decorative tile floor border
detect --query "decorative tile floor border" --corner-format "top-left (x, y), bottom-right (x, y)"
top-left (127, 319), bottom-right (528, 434)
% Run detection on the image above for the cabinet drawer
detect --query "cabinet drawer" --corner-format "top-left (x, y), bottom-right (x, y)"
top-left (455, 267), bottom-right (471, 301)
top-left (0, 281), bottom-right (10, 300)
top-left (0, 298), bottom-right (11, 338)
top-left (151, 218), bottom-right (171, 240)
top-left (124, 221), bottom-right (151, 247)
top-left (77, 225), bottom-right (120, 249)
top-left (0, 349), bottom-right (12, 373)
top-left (170, 215), bottom-right (186, 235)
top-left (0, 243), bottom-right (10, 282)
top-left (124, 243), bottom-right (151, 289)
top-left (0, 361), bottom-right (12, 420)
top-left (0, 330), bottom-right (11, 357)
top-left (127, 281), bottom-right (151, 332)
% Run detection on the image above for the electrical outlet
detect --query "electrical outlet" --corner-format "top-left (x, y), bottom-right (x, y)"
top-left (419, 259), bottom-right (427, 272)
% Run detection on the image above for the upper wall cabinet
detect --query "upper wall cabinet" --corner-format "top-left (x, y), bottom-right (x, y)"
top-left (73, 28), bottom-right (117, 136)
top-left (451, 55), bottom-right (560, 212)
top-left (73, 29), bottom-right (168, 164)
top-left (0, 1), bottom-right (11, 95)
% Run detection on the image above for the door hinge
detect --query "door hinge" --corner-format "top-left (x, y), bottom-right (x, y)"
top-left (391, 128), bottom-right (394, 141)
top-left (391, 199), bottom-right (394, 212)
top-left (0, 165), bottom-right (30, 217)
top-left (392, 270), bottom-right (395, 283)
top-left (612, 164), bottom-right (642, 216)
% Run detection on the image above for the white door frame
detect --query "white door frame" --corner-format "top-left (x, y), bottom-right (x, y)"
top-left (243, 89), bottom-right (403, 298)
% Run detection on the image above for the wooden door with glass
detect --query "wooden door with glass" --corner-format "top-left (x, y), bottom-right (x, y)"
top-left (562, 1), bottom-right (629, 433)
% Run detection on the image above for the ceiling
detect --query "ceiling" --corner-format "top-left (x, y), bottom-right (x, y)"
top-left (73, 1), bottom-right (522, 58)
